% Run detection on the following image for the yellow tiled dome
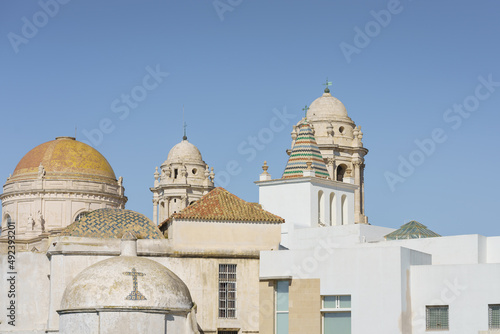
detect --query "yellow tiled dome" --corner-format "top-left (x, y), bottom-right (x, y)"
top-left (9, 137), bottom-right (116, 183)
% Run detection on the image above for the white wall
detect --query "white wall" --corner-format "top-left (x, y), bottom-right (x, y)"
top-left (288, 224), bottom-right (395, 250)
top-left (376, 234), bottom-right (490, 265)
top-left (410, 264), bottom-right (500, 334)
top-left (257, 178), bottom-right (357, 248)
top-left (487, 236), bottom-right (500, 263)
top-left (260, 246), bottom-right (430, 334)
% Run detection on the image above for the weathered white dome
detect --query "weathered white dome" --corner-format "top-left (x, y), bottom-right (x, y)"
top-left (307, 91), bottom-right (349, 119)
top-left (60, 255), bottom-right (193, 311)
top-left (166, 139), bottom-right (203, 164)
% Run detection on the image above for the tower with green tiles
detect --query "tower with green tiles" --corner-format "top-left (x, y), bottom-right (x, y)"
top-left (256, 83), bottom-right (370, 247)
top-left (282, 119), bottom-right (330, 179)
top-left (290, 84), bottom-right (368, 224)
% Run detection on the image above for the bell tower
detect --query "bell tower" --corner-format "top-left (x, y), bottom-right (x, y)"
top-left (292, 82), bottom-right (368, 224)
top-left (150, 136), bottom-right (214, 225)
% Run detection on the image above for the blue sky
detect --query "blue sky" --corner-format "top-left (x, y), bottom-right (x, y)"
top-left (1, 0), bottom-right (500, 236)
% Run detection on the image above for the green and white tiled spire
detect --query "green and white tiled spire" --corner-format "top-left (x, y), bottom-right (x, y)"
top-left (282, 119), bottom-right (329, 179)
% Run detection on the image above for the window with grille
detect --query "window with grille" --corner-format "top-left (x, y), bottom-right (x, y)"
top-left (219, 264), bottom-right (236, 318)
top-left (490, 304), bottom-right (500, 329)
top-left (426, 305), bottom-right (449, 330)
top-left (218, 331), bottom-right (238, 334)
top-left (322, 295), bottom-right (351, 334)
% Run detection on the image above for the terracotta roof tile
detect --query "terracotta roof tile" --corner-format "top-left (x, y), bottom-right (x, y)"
top-left (159, 187), bottom-right (284, 227)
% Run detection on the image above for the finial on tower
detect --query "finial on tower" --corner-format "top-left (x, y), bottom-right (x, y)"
top-left (182, 105), bottom-right (187, 140)
top-left (260, 161), bottom-right (271, 181)
top-left (323, 78), bottom-right (332, 93)
top-left (302, 105), bottom-right (310, 118)
top-left (262, 161), bottom-right (269, 173)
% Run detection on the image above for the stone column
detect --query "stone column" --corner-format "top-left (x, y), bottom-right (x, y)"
top-left (152, 199), bottom-right (158, 225)
top-left (360, 163), bottom-right (366, 217)
top-left (166, 198), bottom-right (171, 220)
top-left (353, 159), bottom-right (363, 224)
top-left (326, 157), bottom-right (335, 180)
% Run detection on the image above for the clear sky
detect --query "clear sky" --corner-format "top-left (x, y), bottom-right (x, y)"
top-left (1, 0), bottom-right (500, 236)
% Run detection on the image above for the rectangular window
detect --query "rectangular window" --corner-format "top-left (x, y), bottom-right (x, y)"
top-left (426, 305), bottom-right (449, 330)
top-left (490, 304), bottom-right (500, 329)
top-left (276, 280), bottom-right (289, 334)
top-left (218, 331), bottom-right (238, 334)
top-left (219, 264), bottom-right (236, 319)
top-left (322, 295), bottom-right (351, 334)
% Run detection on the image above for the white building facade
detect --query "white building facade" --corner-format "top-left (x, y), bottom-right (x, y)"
top-left (258, 86), bottom-right (500, 334)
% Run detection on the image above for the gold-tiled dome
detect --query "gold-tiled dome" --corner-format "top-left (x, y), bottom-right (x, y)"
top-left (9, 137), bottom-right (116, 183)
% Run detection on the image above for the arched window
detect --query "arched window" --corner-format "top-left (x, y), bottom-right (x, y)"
top-left (74, 211), bottom-right (89, 222)
top-left (336, 165), bottom-right (346, 182)
top-left (341, 195), bottom-right (348, 225)
top-left (160, 202), bottom-right (165, 222)
top-left (318, 191), bottom-right (324, 225)
top-left (330, 193), bottom-right (336, 226)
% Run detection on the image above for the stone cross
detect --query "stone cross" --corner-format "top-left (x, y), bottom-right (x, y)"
top-left (123, 268), bottom-right (147, 300)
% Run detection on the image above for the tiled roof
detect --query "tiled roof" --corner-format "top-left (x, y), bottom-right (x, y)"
top-left (282, 120), bottom-right (329, 179)
top-left (159, 187), bottom-right (284, 226)
top-left (61, 208), bottom-right (164, 239)
top-left (9, 137), bottom-right (116, 184)
top-left (384, 220), bottom-right (441, 240)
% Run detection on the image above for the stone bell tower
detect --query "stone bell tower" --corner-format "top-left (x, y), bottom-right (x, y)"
top-left (290, 83), bottom-right (368, 224)
top-left (150, 135), bottom-right (214, 225)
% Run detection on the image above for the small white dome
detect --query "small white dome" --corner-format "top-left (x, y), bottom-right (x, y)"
top-left (60, 255), bottom-right (193, 311)
top-left (166, 139), bottom-right (203, 164)
top-left (307, 91), bottom-right (348, 119)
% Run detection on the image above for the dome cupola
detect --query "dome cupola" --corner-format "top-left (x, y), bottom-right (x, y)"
top-left (58, 233), bottom-right (199, 333)
top-left (1, 137), bottom-right (127, 238)
top-left (165, 138), bottom-right (204, 165)
top-left (9, 136), bottom-right (117, 184)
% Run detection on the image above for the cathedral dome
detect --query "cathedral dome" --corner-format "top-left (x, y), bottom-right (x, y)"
top-left (307, 91), bottom-right (349, 119)
top-left (60, 208), bottom-right (164, 239)
top-left (9, 137), bottom-right (116, 183)
top-left (166, 139), bottom-right (203, 164)
top-left (60, 253), bottom-right (193, 311)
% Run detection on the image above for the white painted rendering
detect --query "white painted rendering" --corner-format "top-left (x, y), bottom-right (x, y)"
top-left (259, 223), bottom-right (500, 333)
top-left (256, 176), bottom-right (356, 248)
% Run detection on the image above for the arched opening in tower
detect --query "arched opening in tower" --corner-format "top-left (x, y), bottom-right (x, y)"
top-left (336, 165), bottom-right (346, 182)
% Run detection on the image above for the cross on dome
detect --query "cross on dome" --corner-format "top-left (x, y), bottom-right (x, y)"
top-left (323, 78), bottom-right (332, 93)
top-left (123, 267), bottom-right (147, 300)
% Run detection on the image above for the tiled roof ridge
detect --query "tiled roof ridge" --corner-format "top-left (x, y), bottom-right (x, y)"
top-left (160, 187), bottom-right (284, 226)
